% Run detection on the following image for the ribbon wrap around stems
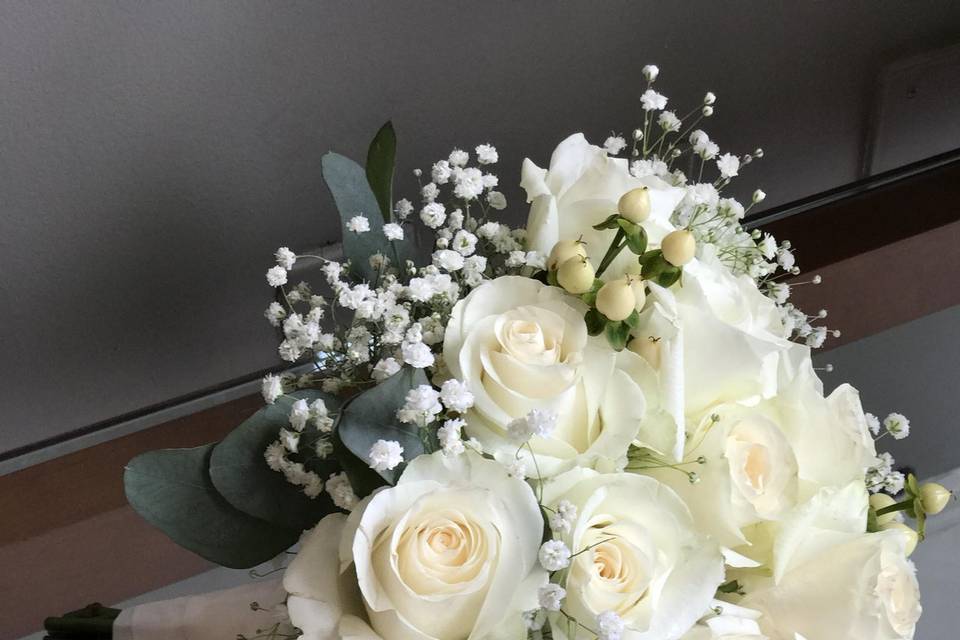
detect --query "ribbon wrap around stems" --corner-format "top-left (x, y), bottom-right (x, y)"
top-left (113, 578), bottom-right (287, 640)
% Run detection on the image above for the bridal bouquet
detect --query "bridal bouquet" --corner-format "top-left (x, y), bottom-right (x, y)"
top-left (105, 66), bottom-right (951, 640)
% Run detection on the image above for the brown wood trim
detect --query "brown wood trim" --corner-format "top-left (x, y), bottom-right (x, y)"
top-left (754, 154), bottom-right (960, 273)
top-left (0, 394), bottom-right (261, 639)
top-left (787, 218), bottom-right (960, 351)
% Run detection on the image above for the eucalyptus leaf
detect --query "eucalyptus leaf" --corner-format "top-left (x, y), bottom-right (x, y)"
top-left (125, 444), bottom-right (299, 568)
top-left (333, 429), bottom-right (388, 499)
top-left (337, 367), bottom-right (429, 484)
top-left (209, 390), bottom-right (342, 531)
top-left (322, 152), bottom-right (414, 281)
top-left (366, 121), bottom-right (397, 221)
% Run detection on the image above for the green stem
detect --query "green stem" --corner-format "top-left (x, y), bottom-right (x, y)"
top-left (877, 500), bottom-right (914, 517)
top-left (595, 229), bottom-right (626, 278)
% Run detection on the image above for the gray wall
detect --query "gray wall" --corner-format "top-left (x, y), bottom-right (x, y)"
top-left (2, 1), bottom-right (960, 454)
top-left (815, 304), bottom-right (960, 479)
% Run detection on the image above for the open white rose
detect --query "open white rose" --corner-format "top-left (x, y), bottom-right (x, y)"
top-left (284, 451), bottom-right (546, 640)
top-left (522, 133), bottom-right (685, 281)
top-left (643, 358), bottom-right (877, 548)
top-left (634, 247), bottom-right (808, 438)
top-left (443, 275), bottom-right (671, 476)
top-left (739, 483), bottom-right (921, 640)
top-left (543, 469), bottom-right (724, 640)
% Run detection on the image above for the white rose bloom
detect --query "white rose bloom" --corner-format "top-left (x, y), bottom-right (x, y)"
top-left (522, 133), bottom-right (686, 281)
top-left (284, 451), bottom-right (546, 640)
top-left (543, 469), bottom-right (724, 640)
top-left (443, 276), bottom-right (669, 477)
top-left (740, 483), bottom-right (921, 640)
top-left (644, 357), bottom-right (877, 548)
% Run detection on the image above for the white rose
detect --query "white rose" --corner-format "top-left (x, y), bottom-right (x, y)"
top-left (284, 451), bottom-right (546, 640)
top-left (443, 275), bottom-right (672, 476)
top-left (542, 469), bottom-right (724, 640)
top-left (644, 359), bottom-right (877, 548)
top-left (522, 133), bottom-right (685, 281)
top-left (636, 247), bottom-right (807, 429)
top-left (739, 483), bottom-right (921, 640)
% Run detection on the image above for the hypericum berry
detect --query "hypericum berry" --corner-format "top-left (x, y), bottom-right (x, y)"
top-left (557, 256), bottom-right (595, 294)
top-left (661, 230), bottom-right (696, 266)
top-left (548, 239), bottom-right (588, 271)
top-left (919, 483), bottom-right (952, 515)
top-left (618, 187), bottom-right (651, 223)
top-left (596, 278), bottom-right (635, 321)
top-left (628, 335), bottom-right (661, 369)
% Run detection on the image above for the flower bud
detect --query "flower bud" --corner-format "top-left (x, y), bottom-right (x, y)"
top-left (661, 230), bottom-right (696, 266)
top-left (881, 522), bottom-right (919, 557)
top-left (920, 482), bottom-right (952, 515)
top-left (628, 335), bottom-right (661, 369)
top-left (596, 279), bottom-right (636, 321)
top-left (617, 187), bottom-right (651, 223)
top-left (870, 493), bottom-right (900, 527)
top-left (557, 256), bottom-right (595, 294)
top-left (547, 239), bottom-right (588, 271)
top-left (628, 275), bottom-right (646, 311)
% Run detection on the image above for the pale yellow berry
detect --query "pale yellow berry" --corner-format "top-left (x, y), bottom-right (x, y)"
top-left (557, 256), bottom-right (596, 294)
top-left (870, 493), bottom-right (899, 526)
top-left (661, 229), bottom-right (696, 266)
top-left (596, 278), bottom-right (636, 321)
top-left (618, 187), bottom-right (651, 223)
top-left (548, 239), bottom-right (588, 271)
top-left (628, 335), bottom-right (661, 369)
top-left (628, 275), bottom-right (646, 311)
top-left (920, 482), bottom-right (952, 515)
top-left (881, 522), bottom-right (919, 556)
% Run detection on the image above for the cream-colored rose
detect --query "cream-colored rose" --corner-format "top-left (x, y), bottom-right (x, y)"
top-left (284, 451), bottom-right (546, 640)
top-left (636, 246), bottom-right (808, 430)
top-left (739, 483), bottom-right (921, 640)
top-left (443, 275), bottom-right (673, 476)
top-left (644, 358), bottom-right (877, 548)
top-left (522, 133), bottom-right (686, 281)
top-left (543, 469), bottom-right (724, 640)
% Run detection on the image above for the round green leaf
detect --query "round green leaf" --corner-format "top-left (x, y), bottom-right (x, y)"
top-left (337, 367), bottom-right (428, 485)
top-left (125, 444), bottom-right (299, 569)
top-left (209, 390), bottom-right (342, 531)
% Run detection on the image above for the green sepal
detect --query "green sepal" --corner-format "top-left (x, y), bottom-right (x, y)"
top-left (336, 367), bottom-right (429, 485)
top-left (584, 308), bottom-right (606, 336)
top-left (639, 249), bottom-right (682, 288)
top-left (592, 213), bottom-right (620, 230)
top-left (124, 444), bottom-right (300, 568)
top-left (617, 219), bottom-right (648, 255)
top-left (624, 309), bottom-right (641, 330)
top-left (366, 121), bottom-right (397, 221)
top-left (605, 320), bottom-right (631, 351)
